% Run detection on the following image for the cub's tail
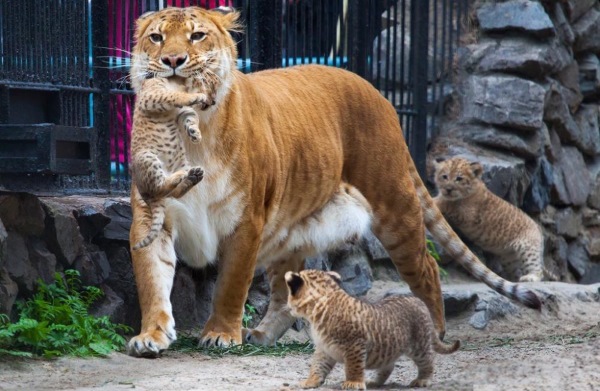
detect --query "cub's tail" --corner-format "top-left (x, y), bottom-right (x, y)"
top-left (408, 163), bottom-right (542, 310)
top-left (132, 198), bottom-right (165, 250)
top-left (432, 333), bottom-right (460, 354)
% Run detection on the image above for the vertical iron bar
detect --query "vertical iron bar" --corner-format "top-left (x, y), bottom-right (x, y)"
top-left (249, 0), bottom-right (282, 72)
top-left (409, 0), bottom-right (428, 178)
top-left (92, 0), bottom-right (111, 190)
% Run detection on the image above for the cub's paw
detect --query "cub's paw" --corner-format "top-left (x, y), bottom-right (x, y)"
top-left (519, 274), bottom-right (542, 283)
top-left (341, 381), bottom-right (366, 390)
top-left (186, 166), bottom-right (204, 186)
top-left (186, 126), bottom-right (201, 143)
top-left (242, 328), bottom-right (277, 346)
top-left (127, 328), bottom-right (177, 358)
top-left (299, 377), bottom-right (324, 389)
top-left (199, 330), bottom-right (242, 348)
top-left (409, 378), bottom-right (429, 388)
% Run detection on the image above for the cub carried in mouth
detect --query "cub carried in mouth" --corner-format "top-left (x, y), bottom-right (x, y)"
top-left (286, 269), bottom-right (460, 390)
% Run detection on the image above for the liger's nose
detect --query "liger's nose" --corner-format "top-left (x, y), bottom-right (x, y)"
top-left (161, 54), bottom-right (188, 69)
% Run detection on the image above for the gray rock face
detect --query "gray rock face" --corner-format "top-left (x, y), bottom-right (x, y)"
top-left (361, 230), bottom-right (389, 261)
top-left (573, 7), bottom-right (600, 54)
top-left (523, 157), bottom-right (553, 213)
top-left (443, 291), bottom-right (478, 317)
top-left (579, 53), bottom-right (600, 99)
top-left (544, 83), bottom-right (582, 145)
top-left (553, 2), bottom-right (575, 45)
top-left (551, 146), bottom-right (591, 206)
top-left (0, 219), bottom-right (6, 268)
top-left (555, 62), bottom-right (583, 113)
top-left (478, 38), bottom-right (571, 78)
top-left (563, 0), bottom-right (597, 23)
top-left (465, 124), bottom-right (543, 160)
top-left (463, 75), bottom-right (546, 131)
top-left (580, 264), bottom-right (600, 284)
top-left (5, 232), bottom-right (37, 294)
top-left (469, 296), bottom-right (519, 330)
top-left (0, 267), bottom-right (18, 315)
top-left (0, 194), bottom-right (46, 236)
top-left (42, 200), bottom-right (85, 266)
top-left (330, 247), bottom-right (373, 297)
top-left (567, 239), bottom-right (590, 279)
top-left (555, 207), bottom-right (582, 239)
top-left (574, 105), bottom-right (600, 157)
top-left (103, 200), bottom-right (133, 242)
top-left (27, 238), bottom-right (57, 286)
top-left (588, 174), bottom-right (600, 209)
top-left (477, 0), bottom-right (555, 38)
top-left (74, 251), bottom-right (110, 287)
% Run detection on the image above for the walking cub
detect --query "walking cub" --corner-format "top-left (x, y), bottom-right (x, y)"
top-left (130, 76), bottom-right (215, 250)
top-left (285, 270), bottom-right (459, 390)
top-left (433, 157), bottom-right (552, 282)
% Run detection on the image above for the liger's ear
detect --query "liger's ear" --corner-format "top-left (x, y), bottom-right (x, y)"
top-left (134, 11), bottom-right (156, 42)
top-left (210, 8), bottom-right (242, 33)
top-left (470, 162), bottom-right (483, 178)
top-left (285, 272), bottom-right (303, 296)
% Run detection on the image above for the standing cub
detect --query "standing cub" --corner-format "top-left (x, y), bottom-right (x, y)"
top-left (433, 157), bottom-right (551, 282)
top-left (285, 270), bottom-right (459, 390)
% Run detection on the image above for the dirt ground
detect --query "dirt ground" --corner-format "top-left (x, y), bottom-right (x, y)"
top-left (1, 281), bottom-right (599, 391)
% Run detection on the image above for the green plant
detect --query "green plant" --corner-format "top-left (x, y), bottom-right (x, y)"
top-left (0, 270), bottom-right (132, 358)
top-left (426, 239), bottom-right (448, 279)
top-left (242, 303), bottom-right (257, 329)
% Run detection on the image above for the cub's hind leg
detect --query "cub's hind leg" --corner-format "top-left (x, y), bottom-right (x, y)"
top-left (176, 106), bottom-right (202, 143)
top-left (243, 254), bottom-right (304, 345)
top-left (514, 237), bottom-right (544, 282)
top-left (367, 363), bottom-right (395, 388)
top-left (127, 188), bottom-right (178, 357)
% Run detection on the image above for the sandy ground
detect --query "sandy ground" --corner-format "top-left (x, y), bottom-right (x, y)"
top-left (1, 281), bottom-right (599, 391)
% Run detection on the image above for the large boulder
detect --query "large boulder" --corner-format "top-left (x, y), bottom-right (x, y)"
top-left (551, 146), bottom-right (591, 206)
top-left (573, 6), bottom-right (600, 54)
top-left (463, 124), bottom-right (543, 160)
top-left (462, 75), bottom-right (547, 131)
top-left (0, 193), bottom-right (46, 237)
top-left (477, 0), bottom-right (555, 38)
top-left (478, 38), bottom-right (571, 78)
top-left (41, 199), bottom-right (85, 266)
top-left (562, 0), bottom-right (597, 23)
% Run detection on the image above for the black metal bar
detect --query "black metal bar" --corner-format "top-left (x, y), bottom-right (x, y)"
top-left (248, 0), bottom-right (282, 72)
top-left (92, 0), bottom-right (111, 190)
top-left (409, 0), bottom-right (429, 178)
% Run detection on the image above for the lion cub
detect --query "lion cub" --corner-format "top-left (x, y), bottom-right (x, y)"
top-left (285, 270), bottom-right (459, 390)
top-left (433, 157), bottom-right (551, 282)
top-left (131, 77), bottom-right (214, 250)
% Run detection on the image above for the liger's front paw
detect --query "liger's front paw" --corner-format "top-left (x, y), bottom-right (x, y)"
top-left (127, 328), bottom-right (176, 358)
top-left (409, 378), bottom-right (429, 388)
top-left (341, 381), bottom-right (366, 390)
top-left (242, 328), bottom-right (277, 346)
top-left (199, 330), bottom-right (242, 348)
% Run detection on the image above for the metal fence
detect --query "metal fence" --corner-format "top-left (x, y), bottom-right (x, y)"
top-left (0, 0), bottom-right (469, 193)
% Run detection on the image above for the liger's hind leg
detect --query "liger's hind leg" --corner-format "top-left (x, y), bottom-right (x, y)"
top-left (243, 254), bottom-right (304, 345)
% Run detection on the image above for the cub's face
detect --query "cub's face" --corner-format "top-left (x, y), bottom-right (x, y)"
top-left (285, 270), bottom-right (342, 319)
top-left (130, 7), bottom-right (239, 91)
top-left (434, 157), bottom-right (483, 200)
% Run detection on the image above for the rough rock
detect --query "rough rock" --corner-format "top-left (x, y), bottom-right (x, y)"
top-left (27, 238), bottom-right (57, 285)
top-left (574, 104), bottom-right (600, 157)
top-left (582, 207), bottom-right (600, 227)
top-left (456, 40), bottom-right (496, 73)
top-left (477, 38), bottom-right (571, 78)
top-left (545, 127), bottom-right (562, 163)
top-left (544, 83), bottom-right (582, 146)
top-left (91, 284), bottom-right (125, 320)
top-left (246, 268), bottom-right (271, 326)
top-left (554, 207), bottom-right (582, 239)
top-left (523, 157), bottom-right (553, 214)
top-left (76, 207), bottom-right (111, 242)
top-left (0, 193), bottom-right (46, 236)
top-left (555, 61), bottom-right (583, 113)
top-left (573, 7), bottom-right (600, 54)
top-left (0, 267), bottom-right (18, 315)
top-left (0, 218), bottom-right (6, 268)
top-left (580, 264), bottom-right (600, 284)
top-left (463, 75), bottom-right (546, 131)
top-left (330, 247), bottom-right (373, 296)
top-left (588, 174), bottom-right (600, 209)
top-left (578, 53), bottom-right (600, 99)
top-left (443, 291), bottom-right (478, 317)
top-left (369, 258), bottom-right (400, 282)
top-left (170, 266), bottom-right (216, 331)
top-left (362, 231), bottom-right (389, 261)
top-left (545, 233), bottom-right (569, 280)
top-left (74, 251), bottom-right (110, 287)
top-left (305, 254), bottom-right (330, 271)
top-left (4, 232), bottom-right (37, 294)
top-left (562, 0), bottom-right (597, 23)
top-left (477, 0), bottom-right (555, 38)
top-left (42, 199), bottom-right (84, 266)
top-left (103, 199), bottom-right (133, 242)
top-left (464, 124), bottom-right (543, 159)
top-left (469, 296), bottom-right (519, 330)
top-left (585, 227), bottom-right (600, 257)
top-left (553, 2), bottom-right (575, 45)
top-left (551, 146), bottom-right (591, 206)
top-left (567, 239), bottom-right (590, 279)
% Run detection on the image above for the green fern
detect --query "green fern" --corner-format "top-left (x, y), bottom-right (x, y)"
top-left (0, 270), bottom-right (132, 358)
top-left (426, 239), bottom-right (448, 279)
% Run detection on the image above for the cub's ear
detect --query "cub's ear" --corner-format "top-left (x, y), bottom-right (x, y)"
top-left (134, 11), bottom-right (156, 42)
top-left (327, 271), bottom-right (342, 285)
top-left (285, 272), bottom-right (303, 296)
top-left (470, 162), bottom-right (483, 178)
top-left (433, 157), bottom-right (445, 172)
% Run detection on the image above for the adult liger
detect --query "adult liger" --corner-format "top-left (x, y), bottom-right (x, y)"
top-left (127, 7), bottom-right (541, 357)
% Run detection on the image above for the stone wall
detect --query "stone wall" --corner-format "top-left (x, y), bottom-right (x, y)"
top-left (429, 0), bottom-right (600, 283)
top-left (0, 194), bottom-right (384, 331)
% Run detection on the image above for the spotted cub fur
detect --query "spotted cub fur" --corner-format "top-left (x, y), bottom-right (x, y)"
top-left (285, 270), bottom-right (459, 390)
top-left (433, 157), bottom-right (553, 282)
top-left (130, 77), bottom-right (213, 250)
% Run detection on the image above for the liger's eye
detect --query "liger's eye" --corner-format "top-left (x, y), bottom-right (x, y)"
top-left (456, 176), bottom-right (463, 182)
top-left (190, 32), bottom-right (206, 41)
top-left (441, 174), bottom-right (448, 180)
top-left (149, 33), bottom-right (163, 43)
